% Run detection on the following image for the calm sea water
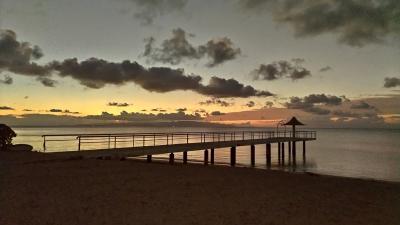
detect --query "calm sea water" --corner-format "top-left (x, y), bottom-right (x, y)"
top-left (10, 126), bottom-right (400, 182)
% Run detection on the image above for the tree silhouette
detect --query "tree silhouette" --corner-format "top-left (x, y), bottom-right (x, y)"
top-left (0, 124), bottom-right (17, 151)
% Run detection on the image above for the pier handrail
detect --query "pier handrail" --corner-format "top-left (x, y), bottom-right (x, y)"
top-left (42, 130), bottom-right (316, 152)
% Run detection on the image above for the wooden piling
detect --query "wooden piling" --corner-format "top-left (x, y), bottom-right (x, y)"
top-left (303, 141), bottom-right (306, 165)
top-left (169, 153), bottom-right (174, 164)
top-left (266, 143), bottom-right (271, 167)
top-left (230, 146), bottom-right (236, 166)
top-left (210, 148), bottom-right (215, 164)
top-left (250, 145), bottom-right (255, 166)
top-left (292, 141), bottom-right (296, 164)
top-left (147, 154), bottom-right (152, 163)
top-left (281, 143), bottom-right (285, 165)
top-left (183, 151), bottom-right (188, 164)
top-left (204, 149), bottom-right (209, 165)
top-left (278, 142), bottom-right (281, 164)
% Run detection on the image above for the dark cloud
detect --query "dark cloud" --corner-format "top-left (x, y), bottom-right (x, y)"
top-left (0, 29), bottom-right (50, 77)
top-left (245, 101), bottom-right (255, 108)
top-left (49, 109), bottom-right (79, 114)
top-left (319, 66), bottom-right (332, 72)
top-left (86, 110), bottom-right (201, 121)
top-left (143, 28), bottom-right (200, 65)
top-left (240, 0), bottom-right (400, 47)
top-left (124, 0), bottom-right (187, 25)
top-left (285, 94), bottom-right (344, 115)
top-left (107, 102), bottom-right (130, 107)
top-left (265, 101), bottom-right (274, 108)
top-left (384, 77), bottom-right (400, 88)
top-left (210, 111), bottom-right (225, 116)
top-left (176, 108), bottom-right (187, 112)
top-left (198, 37), bottom-right (241, 67)
top-left (199, 98), bottom-right (234, 107)
top-left (23, 109), bottom-right (33, 112)
top-left (49, 109), bottom-right (63, 113)
top-left (144, 28), bottom-right (241, 67)
top-left (0, 75), bottom-right (13, 85)
top-left (37, 77), bottom-right (57, 87)
top-left (3, 30), bottom-right (271, 98)
top-left (0, 106), bottom-right (14, 110)
top-left (351, 101), bottom-right (376, 110)
top-left (198, 76), bottom-right (274, 98)
top-left (251, 59), bottom-right (311, 81)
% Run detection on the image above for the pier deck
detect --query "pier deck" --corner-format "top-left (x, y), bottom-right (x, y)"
top-left (42, 131), bottom-right (316, 164)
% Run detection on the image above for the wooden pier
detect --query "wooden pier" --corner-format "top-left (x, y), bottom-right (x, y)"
top-left (42, 130), bottom-right (316, 166)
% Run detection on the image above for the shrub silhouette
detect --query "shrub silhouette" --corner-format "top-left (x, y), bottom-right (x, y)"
top-left (0, 124), bottom-right (17, 151)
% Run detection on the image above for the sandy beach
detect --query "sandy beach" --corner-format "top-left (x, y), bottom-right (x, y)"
top-left (1, 151), bottom-right (399, 225)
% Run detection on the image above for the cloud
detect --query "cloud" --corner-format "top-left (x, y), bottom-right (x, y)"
top-left (198, 37), bottom-right (242, 67)
top-left (176, 108), bottom-right (187, 112)
top-left (107, 102), bottom-right (130, 107)
top-left (319, 66), bottom-right (332, 72)
top-left (86, 110), bottom-right (201, 121)
top-left (0, 75), bottom-right (13, 84)
top-left (199, 98), bottom-right (234, 107)
top-left (49, 109), bottom-right (62, 113)
top-left (240, 0), bottom-right (400, 47)
top-left (384, 77), bottom-right (400, 88)
top-left (245, 101), bottom-right (255, 108)
top-left (198, 76), bottom-right (274, 98)
top-left (251, 59), bottom-right (311, 81)
top-left (23, 109), bottom-right (33, 112)
top-left (36, 77), bottom-right (57, 87)
top-left (49, 109), bottom-right (80, 114)
top-left (143, 28), bottom-right (201, 65)
top-left (351, 101), bottom-right (376, 110)
top-left (124, 0), bottom-right (188, 25)
top-left (0, 106), bottom-right (14, 110)
top-left (285, 94), bottom-right (344, 115)
top-left (210, 111), bottom-right (225, 116)
top-left (265, 101), bottom-right (274, 108)
top-left (143, 28), bottom-right (241, 67)
top-left (0, 29), bottom-right (50, 77)
top-left (3, 30), bottom-right (271, 98)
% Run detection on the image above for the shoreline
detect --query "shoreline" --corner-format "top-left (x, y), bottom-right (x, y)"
top-left (1, 151), bottom-right (400, 225)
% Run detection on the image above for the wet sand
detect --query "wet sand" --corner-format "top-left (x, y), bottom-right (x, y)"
top-left (1, 151), bottom-right (399, 225)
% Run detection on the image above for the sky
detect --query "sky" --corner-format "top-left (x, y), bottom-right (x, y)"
top-left (0, 0), bottom-right (399, 127)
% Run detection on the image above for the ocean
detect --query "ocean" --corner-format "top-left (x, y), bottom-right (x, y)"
top-left (10, 126), bottom-right (400, 182)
